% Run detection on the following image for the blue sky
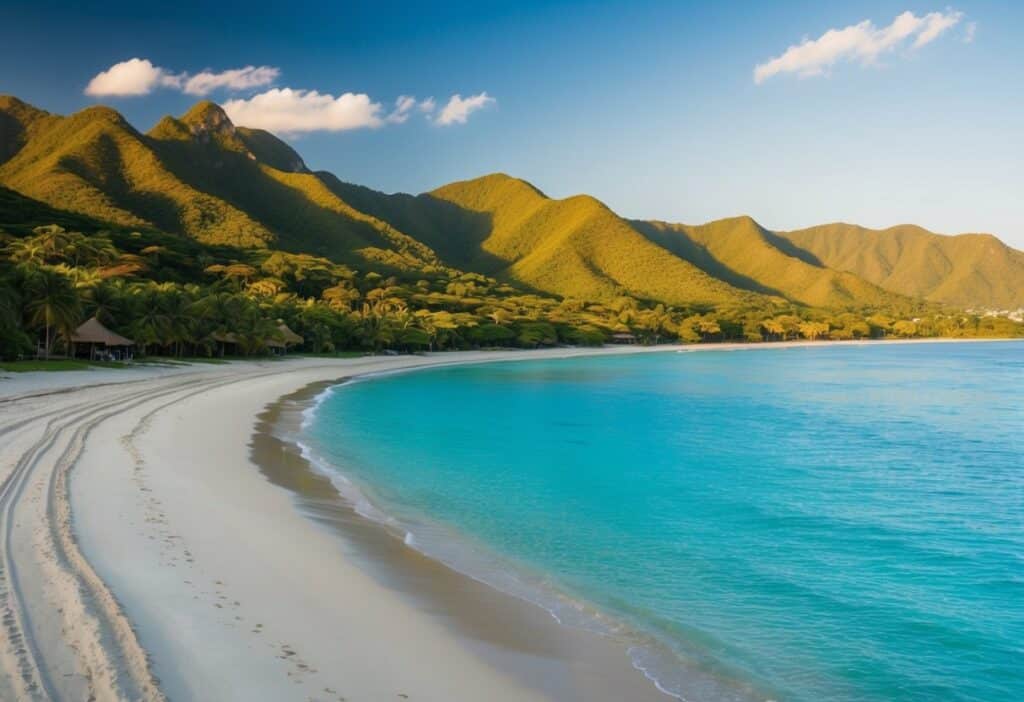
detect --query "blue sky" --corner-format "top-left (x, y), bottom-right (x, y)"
top-left (1, 0), bottom-right (1022, 246)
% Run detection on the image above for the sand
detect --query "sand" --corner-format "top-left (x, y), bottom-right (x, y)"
top-left (0, 339), bottom-right (1012, 701)
top-left (0, 348), bottom-right (676, 701)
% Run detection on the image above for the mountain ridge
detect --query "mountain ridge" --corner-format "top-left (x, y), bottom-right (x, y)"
top-left (1, 95), bottom-right (1021, 310)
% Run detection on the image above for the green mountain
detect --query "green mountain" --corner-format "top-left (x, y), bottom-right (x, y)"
top-left (0, 183), bottom-right (113, 234)
top-left (0, 97), bottom-right (438, 268)
top-left (2, 95), bottom-right (1021, 312)
top-left (776, 224), bottom-right (1024, 309)
top-left (632, 216), bottom-right (908, 309)
top-left (329, 173), bottom-right (759, 308)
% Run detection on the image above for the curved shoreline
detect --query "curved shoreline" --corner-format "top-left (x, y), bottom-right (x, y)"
top-left (0, 338), bottom-right (1018, 700)
top-left (257, 376), bottom-right (681, 701)
top-left (66, 347), bottom-right (683, 702)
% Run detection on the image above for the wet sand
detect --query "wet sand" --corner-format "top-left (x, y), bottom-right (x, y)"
top-left (254, 378), bottom-right (670, 701)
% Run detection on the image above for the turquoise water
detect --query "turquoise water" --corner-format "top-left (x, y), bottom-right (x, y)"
top-left (303, 342), bottom-right (1024, 702)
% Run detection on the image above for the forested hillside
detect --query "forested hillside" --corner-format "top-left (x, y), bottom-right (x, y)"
top-left (0, 95), bottom-right (1021, 362)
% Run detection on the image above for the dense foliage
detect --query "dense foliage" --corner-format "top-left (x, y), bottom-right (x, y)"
top-left (1, 224), bottom-right (1020, 362)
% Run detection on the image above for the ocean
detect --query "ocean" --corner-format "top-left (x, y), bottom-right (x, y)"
top-left (300, 341), bottom-right (1024, 701)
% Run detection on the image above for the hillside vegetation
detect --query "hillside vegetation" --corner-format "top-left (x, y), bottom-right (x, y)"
top-left (778, 224), bottom-right (1024, 309)
top-left (0, 94), bottom-right (1022, 363)
top-left (0, 98), bottom-right (439, 268)
top-left (633, 217), bottom-right (909, 308)
top-left (425, 174), bottom-right (764, 308)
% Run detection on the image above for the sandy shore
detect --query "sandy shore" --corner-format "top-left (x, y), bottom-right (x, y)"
top-left (0, 338), bottom-right (1015, 701)
top-left (0, 347), bottom-right (679, 702)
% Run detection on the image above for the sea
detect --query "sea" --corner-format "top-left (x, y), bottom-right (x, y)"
top-left (299, 341), bottom-right (1024, 702)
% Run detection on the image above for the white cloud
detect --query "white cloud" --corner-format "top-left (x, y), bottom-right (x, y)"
top-left (386, 95), bottom-right (439, 123)
top-left (386, 95), bottom-right (418, 123)
top-left (222, 88), bottom-right (385, 133)
top-left (753, 10), bottom-right (964, 84)
top-left (84, 58), bottom-right (183, 96)
top-left (84, 59), bottom-right (494, 134)
top-left (84, 58), bottom-right (278, 97)
top-left (435, 92), bottom-right (495, 126)
top-left (964, 21), bottom-right (977, 43)
top-left (912, 10), bottom-right (962, 47)
top-left (183, 66), bottom-right (280, 96)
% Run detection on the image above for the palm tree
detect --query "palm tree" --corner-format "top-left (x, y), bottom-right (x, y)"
top-left (761, 318), bottom-right (785, 341)
top-left (23, 268), bottom-right (81, 359)
top-left (129, 288), bottom-right (170, 355)
top-left (5, 237), bottom-right (47, 266)
top-left (488, 308), bottom-right (512, 326)
top-left (82, 281), bottom-right (124, 326)
top-left (158, 289), bottom-right (196, 356)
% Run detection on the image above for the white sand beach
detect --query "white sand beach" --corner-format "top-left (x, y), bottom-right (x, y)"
top-left (0, 348), bottom-right (680, 702)
top-left (0, 339), bottom-right (1012, 701)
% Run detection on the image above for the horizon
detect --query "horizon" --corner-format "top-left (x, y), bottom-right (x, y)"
top-left (1, 1), bottom-right (1022, 247)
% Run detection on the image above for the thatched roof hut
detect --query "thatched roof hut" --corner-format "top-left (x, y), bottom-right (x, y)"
top-left (276, 322), bottom-right (303, 346)
top-left (71, 317), bottom-right (134, 346)
top-left (70, 317), bottom-right (134, 359)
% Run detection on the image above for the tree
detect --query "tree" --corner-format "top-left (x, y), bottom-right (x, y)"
top-left (798, 321), bottom-right (830, 341)
top-left (761, 318), bottom-right (785, 341)
top-left (696, 315), bottom-right (721, 341)
top-left (892, 320), bottom-right (918, 338)
top-left (0, 280), bottom-right (30, 359)
top-left (22, 267), bottom-right (82, 358)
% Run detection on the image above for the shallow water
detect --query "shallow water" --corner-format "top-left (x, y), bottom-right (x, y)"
top-left (304, 342), bottom-right (1024, 701)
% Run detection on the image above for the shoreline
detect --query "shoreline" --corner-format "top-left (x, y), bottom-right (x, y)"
top-left (247, 336), bottom-right (1024, 702)
top-left (0, 337), bottom-right (1019, 700)
top-left (66, 347), bottom-right (685, 702)
top-left (255, 377), bottom-right (676, 701)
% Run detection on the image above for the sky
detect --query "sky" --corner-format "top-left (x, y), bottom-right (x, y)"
top-left (1, 0), bottom-right (1022, 246)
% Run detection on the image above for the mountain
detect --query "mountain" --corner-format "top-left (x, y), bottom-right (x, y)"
top-left (328, 173), bottom-right (760, 308)
top-left (632, 216), bottom-right (908, 309)
top-left (0, 183), bottom-right (113, 234)
top-left (2, 95), bottom-right (1021, 312)
top-left (0, 98), bottom-right (438, 268)
top-left (776, 224), bottom-right (1024, 309)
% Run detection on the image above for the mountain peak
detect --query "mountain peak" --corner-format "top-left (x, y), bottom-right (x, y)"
top-left (180, 100), bottom-right (235, 136)
top-left (0, 95), bottom-right (32, 111)
top-left (74, 104), bottom-right (129, 126)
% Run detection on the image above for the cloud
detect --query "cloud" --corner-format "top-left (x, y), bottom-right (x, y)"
top-left (222, 88), bottom-right (385, 133)
top-left (222, 90), bottom-right (494, 133)
top-left (753, 10), bottom-right (964, 84)
top-left (386, 95), bottom-right (439, 123)
top-left (183, 66), bottom-right (280, 96)
top-left (386, 95), bottom-right (418, 123)
top-left (84, 59), bottom-right (494, 133)
top-left (84, 58), bottom-right (183, 96)
top-left (964, 21), bottom-right (977, 43)
top-left (435, 92), bottom-right (495, 126)
top-left (84, 58), bottom-right (278, 97)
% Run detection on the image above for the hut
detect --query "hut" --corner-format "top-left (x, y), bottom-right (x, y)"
top-left (211, 331), bottom-right (240, 357)
top-left (70, 317), bottom-right (135, 361)
top-left (610, 332), bottom-right (637, 345)
top-left (267, 322), bottom-right (304, 355)
top-left (213, 322), bottom-right (303, 357)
